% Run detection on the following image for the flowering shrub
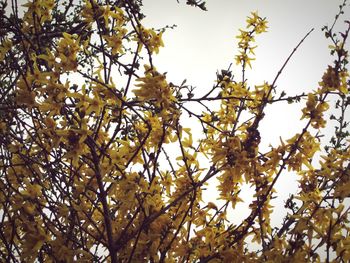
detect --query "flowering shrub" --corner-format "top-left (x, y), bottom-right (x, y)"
top-left (0, 0), bottom-right (349, 262)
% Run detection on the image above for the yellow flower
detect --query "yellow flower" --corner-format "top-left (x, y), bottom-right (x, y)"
top-left (103, 31), bottom-right (126, 55)
top-left (56, 33), bottom-right (80, 71)
top-left (301, 93), bottom-right (329, 128)
top-left (135, 26), bottom-right (165, 54)
top-left (133, 66), bottom-right (176, 109)
top-left (16, 77), bottom-right (36, 107)
top-left (0, 38), bottom-right (12, 60)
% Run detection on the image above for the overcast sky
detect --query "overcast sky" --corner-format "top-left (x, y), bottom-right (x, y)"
top-left (142, 1), bottom-right (349, 145)
top-left (141, 0), bottom-right (350, 230)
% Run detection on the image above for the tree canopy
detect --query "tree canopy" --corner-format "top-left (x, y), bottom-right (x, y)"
top-left (0, 0), bottom-right (350, 262)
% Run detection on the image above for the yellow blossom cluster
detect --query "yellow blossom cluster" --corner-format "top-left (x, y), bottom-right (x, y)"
top-left (56, 33), bottom-right (81, 72)
top-left (136, 26), bottom-right (165, 54)
top-left (235, 12), bottom-right (268, 68)
top-left (22, 0), bottom-right (54, 25)
top-left (133, 66), bottom-right (177, 110)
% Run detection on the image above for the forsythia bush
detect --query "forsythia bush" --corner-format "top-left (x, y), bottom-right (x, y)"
top-left (0, 0), bottom-right (349, 262)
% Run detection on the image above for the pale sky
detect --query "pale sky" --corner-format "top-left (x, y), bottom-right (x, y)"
top-left (142, 1), bottom-right (350, 152)
top-left (141, 0), bottom-right (350, 230)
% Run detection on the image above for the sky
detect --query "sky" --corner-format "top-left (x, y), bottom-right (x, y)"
top-left (141, 0), bottom-right (350, 157)
top-left (141, 0), bottom-right (350, 230)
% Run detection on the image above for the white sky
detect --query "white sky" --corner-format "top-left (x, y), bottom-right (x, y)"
top-left (141, 0), bottom-right (350, 231)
